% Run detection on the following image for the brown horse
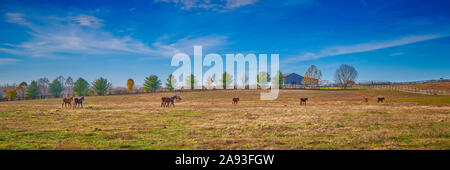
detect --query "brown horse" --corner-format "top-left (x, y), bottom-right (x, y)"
top-left (377, 97), bottom-right (385, 103)
top-left (363, 97), bottom-right (368, 103)
top-left (300, 98), bottom-right (308, 105)
top-left (232, 97), bottom-right (239, 104)
top-left (62, 97), bottom-right (73, 108)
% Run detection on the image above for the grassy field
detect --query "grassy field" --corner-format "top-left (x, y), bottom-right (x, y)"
top-left (393, 82), bottom-right (450, 91)
top-left (0, 89), bottom-right (449, 150)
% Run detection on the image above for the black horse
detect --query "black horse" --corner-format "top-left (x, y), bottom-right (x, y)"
top-left (161, 95), bottom-right (181, 107)
top-left (377, 97), bottom-right (385, 103)
top-left (73, 96), bottom-right (85, 109)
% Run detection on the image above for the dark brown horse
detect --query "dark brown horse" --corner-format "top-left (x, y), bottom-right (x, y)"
top-left (73, 96), bottom-right (85, 109)
top-left (62, 97), bottom-right (73, 108)
top-left (363, 97), bottom-right (368, 103)
top-left (300, 98), bottom-right (308, 105)
top-left (232, 97), bottom-right (239, 104)
top-left (161, 97), bottom-right (168, 107)
top-left (377, 97), bottom-right (385, 103)
top-left (161, 95), bottom-right (181, 107)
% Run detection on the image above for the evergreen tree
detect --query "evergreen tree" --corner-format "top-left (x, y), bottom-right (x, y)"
top-left (166, 74), bottom-right (176, 91)
top-left (144, 75), bottom-right (161, 92)
top-left (73, 78), bottom-right (90, 96)
top-left (25, 81), bottom-right (40, 99)
top-left (92, 77), bottom-right (111, 95)
top-left (49, 78), bottom-right (64, 97)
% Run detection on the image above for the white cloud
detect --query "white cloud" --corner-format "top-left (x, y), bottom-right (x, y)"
top-left (1, 13), bottom-right (228, 59)
top-left (285, 34), bottom-right (446, 62)
top-left (0, 58), bottom-right (20, 65)
top-left (71, 15), bottom-right (103, 27)
top-left (154, 0), bottom-right (258, 11)
top-left (225, 0), bottom-right (258, 9)
top-left (5, 13), bottom-right (31, 26)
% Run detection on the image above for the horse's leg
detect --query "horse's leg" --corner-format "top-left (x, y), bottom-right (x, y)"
top-left (62, 102), bottom-right (64, 108)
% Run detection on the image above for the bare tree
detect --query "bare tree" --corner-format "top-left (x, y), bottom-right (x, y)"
top-left (205, 75), bottom-right (215, 89)
top-left (240, 75), bottom-right (248, 89)
top-left (334, 64), bottom-right (358, 89)
top-left (37, 78), bottom-right (50, 98)
top-left (302, 65), bottom-right (322, 86)
top-left (65, 76), bottom-right (74, 97)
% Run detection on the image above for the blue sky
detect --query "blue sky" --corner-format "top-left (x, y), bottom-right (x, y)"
top-left (0, 0), bottom-right (449, 87)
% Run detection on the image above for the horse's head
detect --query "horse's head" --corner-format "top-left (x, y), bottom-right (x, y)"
top-left (81, 96), bottom-right (85, 100)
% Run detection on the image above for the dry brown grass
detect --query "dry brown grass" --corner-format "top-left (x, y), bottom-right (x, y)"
top-left (0, 89), bottom-right (449, 150)
top-left (393, 82), bottom-right (450, 91)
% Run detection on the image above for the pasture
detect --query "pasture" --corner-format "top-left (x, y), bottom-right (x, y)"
top-left (0, 89), bottom-right (449, 150)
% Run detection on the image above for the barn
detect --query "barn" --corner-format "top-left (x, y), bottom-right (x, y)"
top-left (283, 73), bottom-right (303, 86)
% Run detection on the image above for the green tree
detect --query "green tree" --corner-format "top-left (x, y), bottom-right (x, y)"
top-left (275, 71), bottom-right (285, 89)
top-left (185, 74), bottom-right (196, 90)
top-left (92, 77), bottom-right (111, 95)
top-left (73, 78), bottom-right (90, 96)
top-left (219, 72), bottom-right (233, 89)
top-left (166, 74), bottom-right (176, 91)
top-left (144, 75), bottom-right (161, 92)
top-left (25, 81), bottom-right (40, 99)
top-left (49, 78), bottom-right (64, 97)
top-left (257, 72), bottom-right (270, 89)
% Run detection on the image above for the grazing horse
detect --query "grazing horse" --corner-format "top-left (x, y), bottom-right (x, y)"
top-left (161, 95), bottom-right (181, 107)
top-left (377, 97), bottom-right (385, 103)
top-left (232, 97), bottom-right (239, 104)
top-left (300, 98), bottom-right (308, 106)
top-left (363, 97), bottom-right (368, 103)
top-left (62, 97), bottom-right (73, 108)
top-left (73, 96), bottom-right (85, 109)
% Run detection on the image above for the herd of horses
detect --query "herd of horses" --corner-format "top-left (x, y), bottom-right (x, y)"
top-left (61, 95), bottom-right (386, 109)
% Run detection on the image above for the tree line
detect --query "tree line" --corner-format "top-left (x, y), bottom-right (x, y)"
top-left (1, 76), bottom-right (111, 100)
top-left (1, 64), bottom-right (358, 101)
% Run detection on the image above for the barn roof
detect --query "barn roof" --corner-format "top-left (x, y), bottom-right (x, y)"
top-left (282, 73), bottom-right (303, 78)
